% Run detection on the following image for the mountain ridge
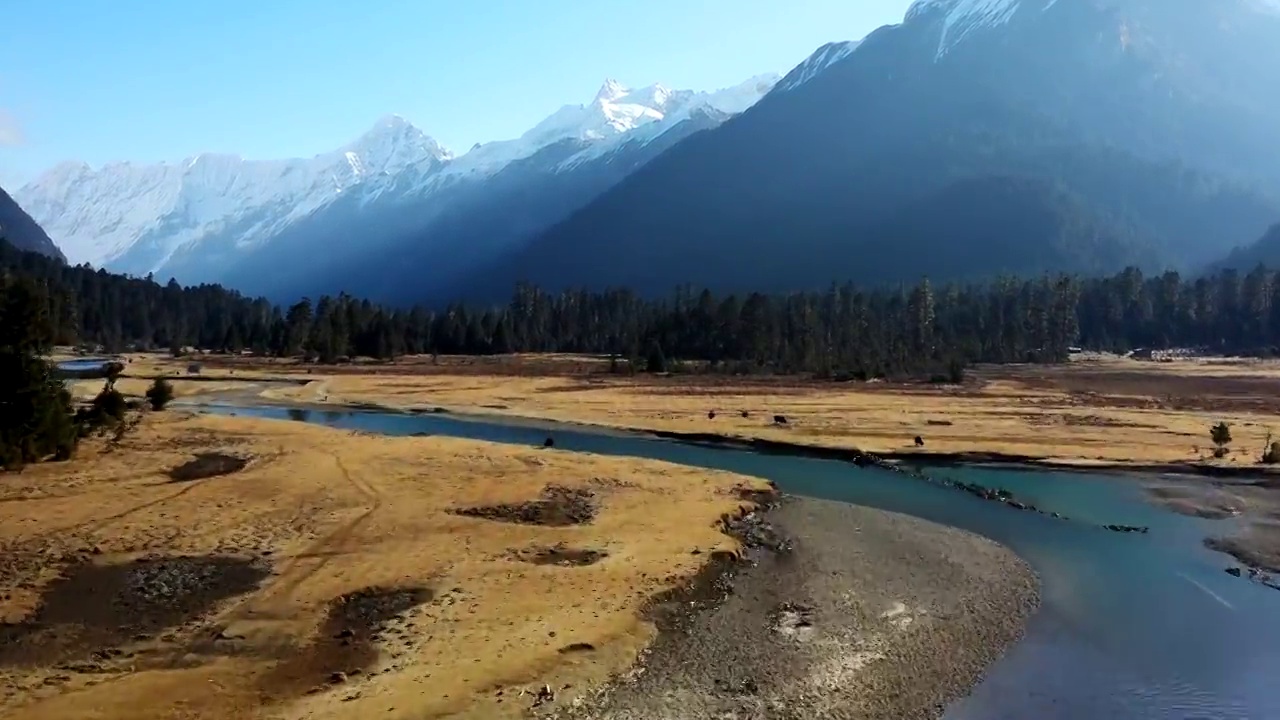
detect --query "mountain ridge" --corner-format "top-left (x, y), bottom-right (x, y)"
top-left (448, 0), bottom-right (1280, 302)
top-left (0, 187), bottom-right (65, 262)
top-left (17, 73), bottom-right (781, 284)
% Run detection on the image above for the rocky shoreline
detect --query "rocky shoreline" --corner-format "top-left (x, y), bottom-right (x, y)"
top-left (550, 491), bottom-right (1040, 720)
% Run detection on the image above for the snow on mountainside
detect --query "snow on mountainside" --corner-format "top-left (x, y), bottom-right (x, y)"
top-left (907, 0), bottom-right (1054, 58)
top-left (775, 41), bottom-right (863, 92)
top-left (18, 74), bottom-right (779, 276)
top-left (16, 116), bottom-right (451, 273)
top-left (441, 74), bottom-right (779, 176)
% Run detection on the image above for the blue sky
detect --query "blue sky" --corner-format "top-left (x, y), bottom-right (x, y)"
top-left (0, 0), bottom-right (912, 188)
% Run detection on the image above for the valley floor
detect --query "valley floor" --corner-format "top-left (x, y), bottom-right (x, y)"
top-left (0, 407), bottom-right (1036, 719)
top-left (0, 411), bottom-right (764, 719)
top-left (115, 349), bottom-right (1280, 574)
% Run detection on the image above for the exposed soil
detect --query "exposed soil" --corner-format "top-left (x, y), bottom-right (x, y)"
top-left (452, 485), bottom-right (597, 526)
top-left (1207, 532), bottom-right (1280, 574)
top-left (260, 585), bottom-right (434, 698)
top-left (1003, 365), bottom-right (1280, 414)
top-left (0, 555), bottom-right (269, 668)
top-left (167, 453), bottom-right (249, 482)
top-left (514, 544), bottom-right (609, 567)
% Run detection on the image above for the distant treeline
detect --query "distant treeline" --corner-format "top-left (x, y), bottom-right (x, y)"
top-left (5, 239), bottom-right (1280, 378)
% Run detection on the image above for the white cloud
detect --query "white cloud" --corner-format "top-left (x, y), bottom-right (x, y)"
top-left (0, 110), bottom-right (24, 147)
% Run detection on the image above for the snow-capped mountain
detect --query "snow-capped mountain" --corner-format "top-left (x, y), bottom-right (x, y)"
top-left (17, 73), bottom-right (778, 290)
top-left (449, 0), bottom-right (1280, 301)
top-left (18, 117), bottom-right (450, 274)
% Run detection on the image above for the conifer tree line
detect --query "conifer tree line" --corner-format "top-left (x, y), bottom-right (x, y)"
top-left (6, 240), bottom-right (1280, 377)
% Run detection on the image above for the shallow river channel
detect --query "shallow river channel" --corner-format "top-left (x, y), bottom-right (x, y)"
top-left (198, 403), bottom-right (1279, 719)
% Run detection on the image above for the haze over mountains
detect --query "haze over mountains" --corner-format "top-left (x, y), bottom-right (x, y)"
top-left (12, 0), bottom-right (1280, 306)
top-left (15, 74), bottom-right (780, 302)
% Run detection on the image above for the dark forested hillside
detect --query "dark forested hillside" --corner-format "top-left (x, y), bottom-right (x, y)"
top-left (1213, 224), bottom-right (1280, 273)
top-left (0, 188), bottom-right (65, 262)
top-left (7, 239), bottom-right (1280, 380)
top-left (443, 0), bottom-right (1280, 303)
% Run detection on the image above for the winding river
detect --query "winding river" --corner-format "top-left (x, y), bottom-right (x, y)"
top-left (197, 402), bottom-right (1278, 719)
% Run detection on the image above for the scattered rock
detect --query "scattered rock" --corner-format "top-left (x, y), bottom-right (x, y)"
top-left (0, 555), bottom-right (270, 668)
top-left (532, 683), bottom-right (555, 708)
top-left (452, 485), bottom-right (597, 526)
top-left (167, 453), bottom-right (249, 482)
top-left (513, 543), bottom-right (607, 567)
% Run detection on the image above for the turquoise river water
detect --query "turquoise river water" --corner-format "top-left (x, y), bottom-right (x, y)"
top-left (199, 403), bottom-right (1279, 719)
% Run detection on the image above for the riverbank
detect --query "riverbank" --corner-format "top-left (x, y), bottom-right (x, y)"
top-left (557, 496), bottom-right (1039, 720)
top-left (0, 411), bottom-right (773, 719)
top-left (106, 351), bottom-right (1280, 577)
top-left (145, 351), bottom-right (1280, 472)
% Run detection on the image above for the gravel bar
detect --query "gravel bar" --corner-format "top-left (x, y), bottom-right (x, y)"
top-left (556, 495), bottom-right (1040, 720)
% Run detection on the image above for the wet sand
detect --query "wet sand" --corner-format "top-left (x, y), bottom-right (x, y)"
top-left (555, 495), bottom-right (1040, 720)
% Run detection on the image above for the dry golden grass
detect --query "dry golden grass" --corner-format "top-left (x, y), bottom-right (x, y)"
top-left (76, 350), bottom-right (1280, 468)
top-left (238, 354), bottom-right (1280, 470)
top-left (68, 377), bottom-right (260, 402)
top-left (0, 411), bottom-right (767, 720)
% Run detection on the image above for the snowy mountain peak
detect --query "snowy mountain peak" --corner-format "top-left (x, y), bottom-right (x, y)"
top-left (18, 113), bottom-right (453, 270)
top-left (349, 115), bottom-right (452, 174)
top-left (594, 78), bottom-right (629, 103)
top-left (18, 71), bottom-right (780, 278)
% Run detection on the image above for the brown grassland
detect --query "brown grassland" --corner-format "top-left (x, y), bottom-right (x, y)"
top-left (0, 410), bottom-right (769, 720)
top-left (14, 349), bottom-right (1277, 718)
top-left (157, 351), bottom-right (1280, 471)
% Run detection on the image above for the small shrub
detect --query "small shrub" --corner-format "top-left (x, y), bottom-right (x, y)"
top-left (76, 382), bottom-right (128, 436)
top-left (1210, 421), bottom-right (1232, 455)
top-left (146, 378), bottom-right (175, 410)
top-left (1262, 442), bottom-right (1280, 464)
top-left (92, 384), bottom-right (127, 422)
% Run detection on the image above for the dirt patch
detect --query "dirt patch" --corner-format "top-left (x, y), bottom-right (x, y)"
top-left (512, 544), bottom-right (608, 567)
top-left (0, 555), bottom-right (269, 668)
top-left (1007, 365), bottom-right (1280, 414)
top-left (167, 453), bottom-right (249, 482)
top-left (451, 485), bottom-right (597, 526)
top-left (260, 585), bottom-right (433, 697)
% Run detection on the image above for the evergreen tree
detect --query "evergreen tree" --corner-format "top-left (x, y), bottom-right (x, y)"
top-left (146, 378), bottom-right (175, 410)
top-left (0, 273), bottom-right (77, 469)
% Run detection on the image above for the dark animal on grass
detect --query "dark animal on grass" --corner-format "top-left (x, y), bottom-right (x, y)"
top-left (773, 415), bottom-right (788, 425)
top-left (914, 436), bottom-right (925, 447)
top-left (708, 410), bottom-right (717, 420)
top-left (741, 410), bottom-right (750, 418)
